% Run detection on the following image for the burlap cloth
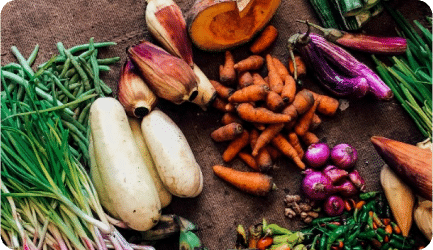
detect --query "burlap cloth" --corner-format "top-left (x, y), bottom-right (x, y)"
top-left (1, 0), bottom-right (431, 249)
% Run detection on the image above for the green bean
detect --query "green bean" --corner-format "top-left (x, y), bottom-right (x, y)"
top-left (44, 71), bottom-right (76, 100)
top-left (65, 68), bottom-right (77, 78)
top-left (77, 89), bottom-right (95, 100)
top-left (77, 102), bottom-right (92, 125)
top-left (359, 191), bottom-right (379, 200)
top-left (68, 74), bottom-right (80, 86)
top-left (68, 82), bottom-right (82, 91)
top-left (2, 63), bottom-right (23, 72)
top-left (56, 42), bottom-right (66, 57)
top-left (89, 38), bottom-right (102, 95)
top-left (67, 41), bottom-right (117, 54)
top-left (97, 65), bottom-right (111, 71)
top-left (59, 58), bottom-right (72, 78)
top-left (97, 57), bottom-right (121, 65)
top-left (63, 50), bottom-right (90, 90)
top-left (26, 44), bottom-right (40, 66)
top-left (11, 46), bottom-right (34, 79)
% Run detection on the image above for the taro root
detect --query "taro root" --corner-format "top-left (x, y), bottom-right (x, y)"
top-left (185, 0), bottom-right (281, 51)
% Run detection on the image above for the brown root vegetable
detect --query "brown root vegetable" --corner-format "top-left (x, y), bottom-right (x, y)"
top-left (266, 90), bottom-right (285, 112)
top-left (238, 71), bottom-right (254, 88)
top-left (219, 50), bottom-right (236, 85)
top-left (371, 136), bottom-right (432, 200)
top-left (250, 25), bottom-right (279, 54)
top-left (211, 122), bottom-right (244, 142)
top-left (213, 165), bottom-right (275, 196)
top-left (186, 0), bottom-right (281, 51)
top-left (281, 74), bottom-right (296, 103)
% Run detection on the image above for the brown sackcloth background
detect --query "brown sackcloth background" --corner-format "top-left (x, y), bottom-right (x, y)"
top-left (1, 0), bottom-right (432, 249)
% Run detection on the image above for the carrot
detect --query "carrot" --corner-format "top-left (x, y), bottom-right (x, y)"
top-left (236, 103), bottom-right (292, 124)
top-left (252, 73), bottom-right (269, 87)
top-left (219, 50), bottom-right (236, 85)
top-left (212, 165), bottom-right (274, 196)
top-left (272, 56), bottom-right (290, 81)
top-left (238, 71), bottom-right (254, 88)
top-left (310, 113), bottom-right (321, 130)
top-left (252, 123), bottom-right (285, 156)
top-left (266, 90), bottom-right (285, 112)
top-left (222, 130), bottom-right (250, 162)
top-left (288, 54), bottom-right (307, 77)
top-left (234, 55), bottom-right (264, 72)
top-left (288, 132), bottom-right (304, 159)
top-left (253, 122), bottom-right (266, 131)
top-left (250, 25), bottom-right (278, 54)
top-left (228, 84), bottom-right (269, 103)
top-left (280, 74), bottom-right (296, 103)
top-left (311, 91), bottom-right (340, 116)
top-left (301, 131), bottom-right (320, 146)
top-left (249, 128), bottom-right (260, 149)
top-left (255, 148), bottom-right (273, 172)
top-left (211, 122), bottom-right (244, 142)
top-left (221, 112), bottom-right (243, 125)
top-left (225, 102), bottom-right (236, 112)
top-left (212, 96), bottom-right (230, 112)
top-left (294, 101), bottom-right (319, 137)
top-left (265, 145), bottom-right (282, 161)
top-left (210, 79), bottom-right (235, 100)
top-left (238, 151), bottom-right (260, 171)
top-left (281, 89), bottom-right (315, 119)
top-left (266, 54), bottom-right (284, 94)
top-left (271, 133), bottom-right (305, 170)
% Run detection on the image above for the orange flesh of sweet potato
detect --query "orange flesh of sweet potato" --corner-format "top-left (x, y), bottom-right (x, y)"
top-left (186, 0), bottom-right (281, 51)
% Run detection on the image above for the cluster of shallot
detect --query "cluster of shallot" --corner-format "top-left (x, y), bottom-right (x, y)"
top-left (301, 142), bottom-right (366, 216)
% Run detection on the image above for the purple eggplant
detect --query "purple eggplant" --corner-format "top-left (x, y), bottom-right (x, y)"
top-left (302, 21), bottom-right (407, 55)
top-left (310, 34), bottom-right (393, 100)
top-left (287, 31), bottom-right (369, 98)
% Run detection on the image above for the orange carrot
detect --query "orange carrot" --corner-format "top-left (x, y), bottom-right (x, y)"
top-left (311, 91), bottom-right (340, 116)
top-left (236, 103), bottom-right (292, 124)
top-left (281, 89), bottom-right (315, 120)
top-left (238, 151), bottom-right (260, 171)
top-left (252, 73), bottom-right (269, 87)
top-left (272, 56), bottom-right (290, 81)
top-left (234, 55), bottom-right (264, 72)
top-left (238, 71), bottom-right (254, 88)
top-left (310, 113), bottom-right (322, 130)
top-left (252, 123), bottom-right (285, 156)
top-left (288, 132), bottom-right (304, 159)
top-left (301, 131), bottom-right (320, 146)
top-left (222, 130), bottom-right (250, 162)
top-left (265, 145), bottom-right (282, 161)
top-left (266, 54), bottom-right (284, 94)
top-left (225, 102), bottom-right (236, 112)
top-left (212, 97), bottom-right (230, 112)
top-left (228, 84), bottom-right (269, 103)
top-left (250, 25), bottom-right (278, 54)
top-left (271, 133), bottom-right (305, 170)
top-left (266, 90), bottom-right (285, 112)
top-left (253, 123), bottom-right (266, 131)
top-left (211, 122), bottom-right (244, 142)
top-left (255, 148), bottom-right (273, 172)
top-left (219, 50), bottom-right (236, 85)
top-left (210, 79), bottom-right (235, 100)
top-left (221, 112), bottom-right (243, 125)
top-left (294, 101), bottom-right (319, 137)
top-left (212, 165), bottom-right (274, 196)
top-left (249, 128), bottom-right (260, 149)
top-left (280, 74), bottom-right (297, 103)
top-left (288, 54), bottom-right (307, 77)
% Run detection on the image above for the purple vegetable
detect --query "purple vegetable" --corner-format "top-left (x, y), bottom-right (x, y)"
top-left (302, 170), bottom-right (334, 200)
top-left (290, 31), bottom-right (369, 98)
top-left (349, 170), bottom-right (366, 192)
top-left (324, 195), bottom-right (345, 216)
top-left (335, 180), bottom-right (358, 197)
top-left (305, 21), bottom-right (407, 55)
top-left (322, 165), bottom-right (348, 184)
top-left (330, 143), bottom-right (358, 169)
top-left (309, 34), bottom-right (393, 100)
top-left (304, 143), bottom-right (331, 168)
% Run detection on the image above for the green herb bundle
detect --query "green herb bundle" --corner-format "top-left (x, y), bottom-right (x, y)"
top-left (373, 6), bottom-right (432, 141)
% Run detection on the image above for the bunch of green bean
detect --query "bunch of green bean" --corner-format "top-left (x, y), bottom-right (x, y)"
top-left (1, 38), bottom-right (120, 163)
top-left (373, 6), bottom-right (432, 141)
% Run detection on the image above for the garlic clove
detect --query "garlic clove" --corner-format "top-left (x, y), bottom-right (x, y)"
top-left (145, 0), bottom-right (194, 67)
top-left (127, 41), bottom-right (198, 105)
top-left (118, 60), bottom-right (158, 118)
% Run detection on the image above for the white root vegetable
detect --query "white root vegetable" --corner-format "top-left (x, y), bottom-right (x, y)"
top-left (89, 97), bottom-right (161, 231)
top-left (140, 109), bottom-right (203, 197)
top-left (128, 117), bottom-right (172, 208)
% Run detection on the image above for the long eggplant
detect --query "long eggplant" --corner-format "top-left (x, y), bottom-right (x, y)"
top-left (303, 21), bottom-right (407, 55)
top-left (310, 34), bottom-right (393, 100)
top-left (287, 32), bottom-right (369, 98)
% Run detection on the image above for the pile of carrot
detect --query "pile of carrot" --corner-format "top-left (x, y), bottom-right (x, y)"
top-left (210, 44), bottom-right (340, 196)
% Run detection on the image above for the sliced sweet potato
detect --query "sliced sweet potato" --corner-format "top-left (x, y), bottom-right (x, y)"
top-left (186, 0), bottom-right (281, 51)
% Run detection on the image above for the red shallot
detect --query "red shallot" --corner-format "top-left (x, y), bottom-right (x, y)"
top-left (330, 143), bottom-right (358, 169)
top-left (304, 143), bottom-right (331, 168)
top-left (302, 170), bottom-right (334, 200)
top-left (323, 165), bottom-right (348, 184)
top-left (324, 195), bottom-right (345, 216)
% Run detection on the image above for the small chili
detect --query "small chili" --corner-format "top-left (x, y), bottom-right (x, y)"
top-left (311, 216), bottom-right (341, 225)
top-left (326, 226), bottom-right (347, 250)
top-left (319, 234), bottom-right (328, 250)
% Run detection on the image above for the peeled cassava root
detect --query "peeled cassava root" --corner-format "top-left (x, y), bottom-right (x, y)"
top-left (186, 0), bottom-right (281, 51)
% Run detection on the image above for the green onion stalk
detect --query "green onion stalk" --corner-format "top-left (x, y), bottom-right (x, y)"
top-left (1, 40), bottom-right (154, 249)
top-left (373, 5), bottom-right (432, 141)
